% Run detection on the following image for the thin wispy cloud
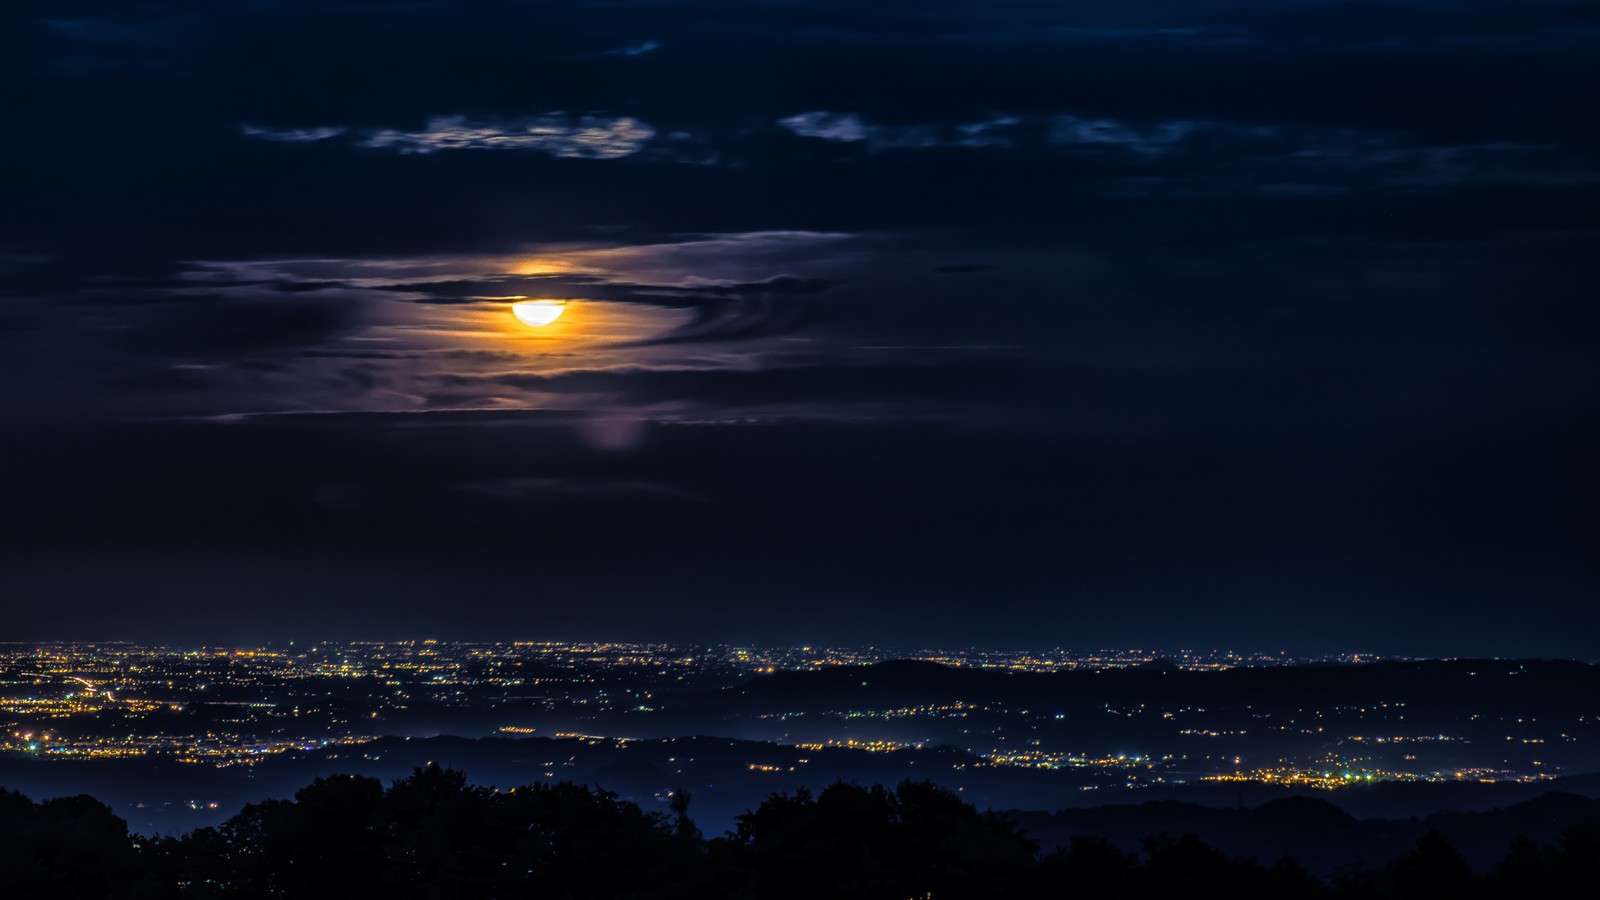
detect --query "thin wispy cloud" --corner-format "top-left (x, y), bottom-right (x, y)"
top-left (241, 115), bottom-right (657, 159)
top-left (603, 40), bottom-right (661, 57)
top-left (780, 112), bottom-right (872, 143)
top-left (240, 125), bottom-right (346, 143)
top-left (1048, 115), bottom-right (1199, 152)
top-left (359, 115), bottom-right (656, 158)
top-left (779, 112), bottom-right (942, 150)
top-left (779, 111), bottom-right (1131, 152)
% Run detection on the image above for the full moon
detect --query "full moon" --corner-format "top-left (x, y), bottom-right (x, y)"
top-left (511, 299), bottom-right (567, 327)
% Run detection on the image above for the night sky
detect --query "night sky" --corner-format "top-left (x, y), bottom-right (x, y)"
top-left (1, 1), bottom-right (1595, 655)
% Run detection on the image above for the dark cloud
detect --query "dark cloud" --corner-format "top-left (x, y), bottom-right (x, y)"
top-left (113, 295), bottom-right (364, 357)
top-left (376, 273), bottom-right (834, 307)
top-left (618, 276), bottom-right (839, 345)
top-left (440, 358), bottom-right (1020, 410)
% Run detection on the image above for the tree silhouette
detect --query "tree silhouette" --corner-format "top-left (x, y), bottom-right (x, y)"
top-left (1386, 830), bottom-right (1476, 900)
top-left (3, 773), bottom-right (1598, 899)
top-left (0, 787), bottom-right (142, 899)
top-left (723, 780), bottom-right (1034, 899)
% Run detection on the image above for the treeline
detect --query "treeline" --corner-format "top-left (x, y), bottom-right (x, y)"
top-left (2, 765), bottom-right (1597, 899)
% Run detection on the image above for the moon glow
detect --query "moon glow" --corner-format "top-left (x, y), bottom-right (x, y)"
top-left (511, 299), bottom-right (567, 327)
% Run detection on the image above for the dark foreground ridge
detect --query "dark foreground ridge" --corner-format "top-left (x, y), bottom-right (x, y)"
top-left (4, 766), bottom-right (1599, 899)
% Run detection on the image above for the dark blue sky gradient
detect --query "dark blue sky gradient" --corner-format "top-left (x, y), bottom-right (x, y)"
top-left (1, 1), bottom-right (1595, 654)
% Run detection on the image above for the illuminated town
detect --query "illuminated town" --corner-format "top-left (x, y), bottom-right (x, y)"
top-left (2, 643), bottom-right (1587, 804)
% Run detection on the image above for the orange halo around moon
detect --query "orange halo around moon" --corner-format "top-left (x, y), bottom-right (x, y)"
top-left (511, 299), bottom-right (567, 327)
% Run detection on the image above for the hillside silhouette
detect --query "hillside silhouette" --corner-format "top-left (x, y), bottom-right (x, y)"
top-left (4, 766), bottom-right (1599, 898)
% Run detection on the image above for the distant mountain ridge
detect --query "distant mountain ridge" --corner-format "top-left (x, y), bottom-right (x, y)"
top-left (1011, 790), bottom-right (1600, 874)
top-left (714, 657), bottom-right (1600, 710)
